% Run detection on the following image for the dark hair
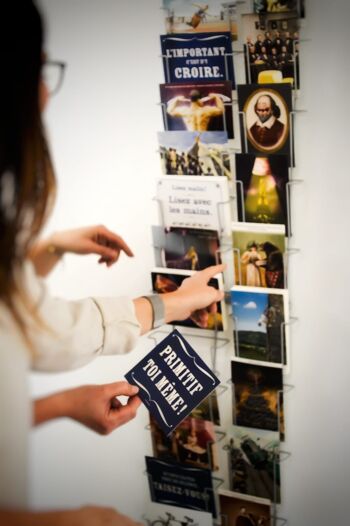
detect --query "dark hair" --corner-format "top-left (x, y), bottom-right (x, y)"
top-left (0, 1), bottom-right (55, 340)
top-left (247, 241), bottom-right (257, 249)
top-left (190, 89), bottom-right (201, 102)
top-left (254, 94), bottom-right (281, 119)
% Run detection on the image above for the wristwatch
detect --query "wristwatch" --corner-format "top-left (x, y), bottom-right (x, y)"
top-left (143, 294), bottom-right (165, 329)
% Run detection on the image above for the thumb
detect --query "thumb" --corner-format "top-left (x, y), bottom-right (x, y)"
top-left (216, 289), bottom-right (225, 302)
top-left (207, 286), bottom-right (224, 304)
top-left (104, 381), bottom-right (139, 398)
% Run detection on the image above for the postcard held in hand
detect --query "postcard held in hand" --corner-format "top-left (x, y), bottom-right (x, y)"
top-left (125, 329), bottom-right (220, 435)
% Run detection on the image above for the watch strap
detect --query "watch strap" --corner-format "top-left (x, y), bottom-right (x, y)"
top-left (142, 294), bottom-right (165, 329)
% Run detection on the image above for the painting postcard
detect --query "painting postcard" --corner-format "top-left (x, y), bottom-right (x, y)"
top-left (237, 83), bottom-right (293, 164)
top-left (232, 222), bottom-right (286, 289)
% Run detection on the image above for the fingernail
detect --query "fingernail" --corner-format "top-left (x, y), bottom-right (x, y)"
top-left (131, 386), bottom-right (139, 394)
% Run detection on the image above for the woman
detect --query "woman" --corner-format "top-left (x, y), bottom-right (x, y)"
top-left (0, 2), bottom-right (224, 524)
top-left (241, 241), bottom-right (263, 287)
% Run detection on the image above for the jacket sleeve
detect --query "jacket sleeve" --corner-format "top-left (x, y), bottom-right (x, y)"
top-left (22, 262), bottom-right (141, 372)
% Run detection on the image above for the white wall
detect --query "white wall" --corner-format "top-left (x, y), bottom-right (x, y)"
top-left (30, 1), bottom-right (350, 525)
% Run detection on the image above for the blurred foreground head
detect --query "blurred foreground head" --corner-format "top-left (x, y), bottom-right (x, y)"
top-left (0, 1), bottom-right (55, 331)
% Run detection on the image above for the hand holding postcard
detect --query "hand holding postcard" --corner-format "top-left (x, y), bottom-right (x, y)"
top-left (125, 329), bottom-right (220, 435)
top-left (151, 268), bottom-right (227, 332)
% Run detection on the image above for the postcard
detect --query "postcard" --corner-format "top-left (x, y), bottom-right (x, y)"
top-left (242, 12), bottom-right (300, 88)
top-left (219, 488), bottom-right (271, 526)
top-left (160, 81), bottom-right (234, 138)
top-left (235, 154), bottom-right (289, 234)
top-left (231, 360), bottom-right (284, 436)
top-left (151, 268), bottom-right (227, 332)
top-left (125, 329), bottom-right (220, 436)
top-left (237, 83), bottom-right (293, 164)
top-left (144, 502), bottom-right (212, 526)
top-left (162, 0), bottom-right (238, 41)
top-left (152, 225), bottom-right (221, 271)
top-left (145, 456), bottom-right (217, 516)
top-left (158, 130), bottom-right (231, 177)
top-left (228, 425), bottom-right (280, 502)
top-left (152, 389), bottom-right (220, 425)
top-left (160, 32), bottom-right (235, 85)
top-left (190, 390), bottom-right (220, 425)
top-left (254, 0), bottom-right (303, 15)
top-left (232, 222), bottom-right (286, 289)
top-left (156, 175), bottom-right (231, 235)
top-left (231, 285), bottom-right (290, 369)
top-left (150, 414), bottom-right (220, 471)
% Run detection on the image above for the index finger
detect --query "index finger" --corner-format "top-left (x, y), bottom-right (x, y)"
top-left (98, 227), bottom-right (134, 257)
top-left (198, 263), bottom-right (226, 282)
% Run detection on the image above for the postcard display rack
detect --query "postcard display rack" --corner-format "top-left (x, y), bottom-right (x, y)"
top-left (143, 1), bottom-right (304, 525)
